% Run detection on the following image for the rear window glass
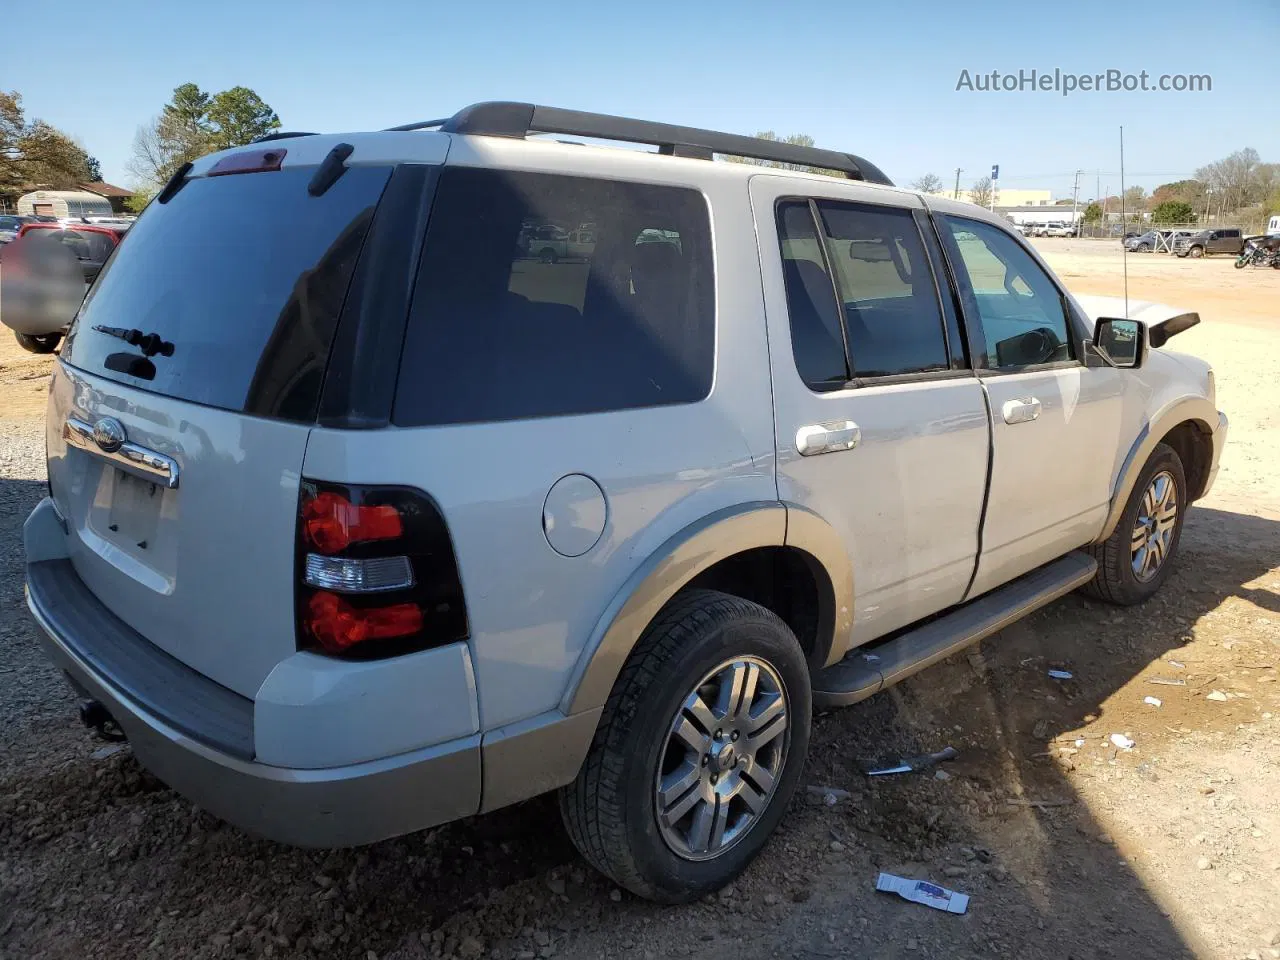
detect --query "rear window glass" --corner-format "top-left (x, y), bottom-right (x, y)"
top-left (393, 168), bottom-right (714, 427)
top-left (62, 165), bottom-right (391, 422)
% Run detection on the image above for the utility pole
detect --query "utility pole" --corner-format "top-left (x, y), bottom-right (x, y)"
top-left (953, 167), bottom-right (963, 200)
top-left (1071, 169), bottom-right (1082, 235)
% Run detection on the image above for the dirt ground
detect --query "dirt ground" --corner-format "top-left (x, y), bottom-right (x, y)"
top-left (1, 239), bottom-right (1277, 960)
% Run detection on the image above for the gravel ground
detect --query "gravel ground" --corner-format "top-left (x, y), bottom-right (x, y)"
top-left (1, 243), bottom-right (1278, 960)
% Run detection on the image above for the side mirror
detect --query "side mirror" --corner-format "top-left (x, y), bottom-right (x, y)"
top-left (1093, 317), bottom-right (1145, 368)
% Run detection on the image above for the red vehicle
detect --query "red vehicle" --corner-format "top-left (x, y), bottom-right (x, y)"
top-left (7, 223), bottom-right (129, 353)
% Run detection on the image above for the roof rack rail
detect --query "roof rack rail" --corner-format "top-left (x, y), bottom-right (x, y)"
top-left (251, 131), bottom-right (319, 144)
top-left (385, 102), bottom-right (892, 185)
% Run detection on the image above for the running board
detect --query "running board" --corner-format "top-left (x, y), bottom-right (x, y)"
top-left (813, 551), bottom-right (1097, 709)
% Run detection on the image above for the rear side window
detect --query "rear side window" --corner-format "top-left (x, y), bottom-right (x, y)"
top-left (393, 168), bottom-right (713, 426)
top-left (776, 201), bottom-right (848, 389)
top-left (816, 201), bottom-right (950, 378)
top-left (62, 165), bottom-right (392, 422)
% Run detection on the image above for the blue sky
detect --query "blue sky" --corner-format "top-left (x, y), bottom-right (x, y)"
top-left (9, 0), bottom-right (1278, 198)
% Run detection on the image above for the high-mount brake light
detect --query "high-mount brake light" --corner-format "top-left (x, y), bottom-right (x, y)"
top-left (208, 148), bottom-right (287, 177)
top-left (302, 491), bottom-right (402, 553)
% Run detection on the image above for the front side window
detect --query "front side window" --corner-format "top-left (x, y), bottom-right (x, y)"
top-left (393, 169), bottom-right (714, 426)
top-left (940, 216), bottom-right (1074, 369)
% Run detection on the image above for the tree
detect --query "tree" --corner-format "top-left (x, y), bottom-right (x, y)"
top-left (969, 176), bottom-right (994, 208)
top-left (1151, 200), bottom-right (1196, 224)
top-left (206, 87), bottom-right (280, 151)
top-left (124, 190), bottom-right (153, 214)
top-left (1122, 186), bottom-right (1147, 212)
top-left (910, 173), bottom-right (944, 193)
top-left (0, 91), bottom-right (94, 204)
top-left (85, 155), bottom-right (101, 181)
top-left (128, 82), bottom-right (281, 189)
top-left (720, 131), bottom-right (842, 176)
top-left (1083, 202), bottom-right (1103, 223)
top-left (1151, 179), bottom-right (1205, 209)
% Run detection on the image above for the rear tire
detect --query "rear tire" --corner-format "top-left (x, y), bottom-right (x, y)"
top-left (1188, 245), bottom-right (1204, 258)
top-left (1082, 443), bottom-right (1186, 605)
top-left (1137, 242), bottom-right (1151, 252)
top-left (14, 332), bottom-right (61, 354)
top-left (559, 589), bottom-right (811, 903)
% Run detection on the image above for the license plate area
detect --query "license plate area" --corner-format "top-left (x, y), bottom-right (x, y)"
top-left (106, 469), bottom-right (164, 547)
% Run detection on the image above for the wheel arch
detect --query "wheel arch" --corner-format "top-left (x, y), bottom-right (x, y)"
top-left (561, 502), bottom-right (853, 717)
top-left (1096, 396), bottom-right (1217, 542)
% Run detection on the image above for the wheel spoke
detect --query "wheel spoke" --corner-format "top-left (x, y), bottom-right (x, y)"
top-left (684, 692), bottom-right (717, 737)
top-left (688, 796), bottom-right (716, 853)
top-left (672, 716), bottom-right (709, 754)
top-left (747, 692), bottom-right (785, 735)
top-left (658, 765), bottom-right (703, 826)
top-left (736, 663), bottom-right (760, 722)
top-left (742, 760), bottom-right (775, 799)
top-left (1132, 544), bottom-right (1148, 574)
top-left (709, 794), bottom-right (731, 850)
top-left (715, 663), bottom-right (747, 721)
top-left (1131, 524), bottom-right (1148, 546)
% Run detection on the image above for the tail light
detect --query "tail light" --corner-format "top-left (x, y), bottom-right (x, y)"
top-left (296, 481), bottom-right (467, 658)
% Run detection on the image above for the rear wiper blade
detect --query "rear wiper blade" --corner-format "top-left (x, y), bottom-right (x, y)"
top-left (92, 325), bottom-right (175, 358)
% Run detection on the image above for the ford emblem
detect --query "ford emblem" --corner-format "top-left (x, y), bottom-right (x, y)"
top-left (92, 417), bottom-right (126, 453)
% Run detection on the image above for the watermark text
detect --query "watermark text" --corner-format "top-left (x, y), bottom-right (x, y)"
top-left (956, 68), bottom-right (1211, 96)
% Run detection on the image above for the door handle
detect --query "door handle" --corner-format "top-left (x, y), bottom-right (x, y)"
top-left (1001, 397), bottom-right (1042, 425)
top-left (796, 420), bottom-right (860, 456)
top-left (64, 417), bottom-right (180, 488)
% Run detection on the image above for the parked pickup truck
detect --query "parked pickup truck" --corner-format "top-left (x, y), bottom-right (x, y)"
top-left (1174, 228), bottom-right (1245, 258)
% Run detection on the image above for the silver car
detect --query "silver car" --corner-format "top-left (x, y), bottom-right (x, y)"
top-left (24, 102), bottom-right (1227, 903)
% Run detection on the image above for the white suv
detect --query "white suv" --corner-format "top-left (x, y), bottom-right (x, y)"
top-left (24, 102), bottom-right (1227, 903)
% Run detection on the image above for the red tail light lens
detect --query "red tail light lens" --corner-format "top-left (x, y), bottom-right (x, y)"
top-left (303, 491), bottom-right (403, 553)
top-left (305, 592), bottom-right (423, 654)
top-left (295, 480), bottom-right (468, 659)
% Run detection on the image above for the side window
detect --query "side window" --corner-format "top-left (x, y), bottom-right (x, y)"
top-left (394, 169), bottom-right (714, 426)
top-left (940, 216), bottom-right (1074, 369)
top-left (776, 201), bottom-right (848, 390)
top-left (815, 201), bottom-right (949, 378)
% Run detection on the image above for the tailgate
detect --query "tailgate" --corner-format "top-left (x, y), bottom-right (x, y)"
top-left (44, 155), bottom-right (400, 697)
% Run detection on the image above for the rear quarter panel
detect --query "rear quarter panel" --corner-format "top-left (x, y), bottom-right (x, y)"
top-left (303, 144), bottom-right (778, 731)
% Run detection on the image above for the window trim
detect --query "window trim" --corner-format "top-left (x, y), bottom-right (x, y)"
top-left (933, 212), bottom-right (1086, 373)
top-left (774, 195), bottom-right (969, 391)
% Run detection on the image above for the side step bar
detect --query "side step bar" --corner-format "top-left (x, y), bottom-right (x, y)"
top-left (813, 551), bottom-right (1097, 709)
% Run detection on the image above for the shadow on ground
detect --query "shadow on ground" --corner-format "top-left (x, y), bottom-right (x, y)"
top-left (2, 499), bottom-right (1276, 959)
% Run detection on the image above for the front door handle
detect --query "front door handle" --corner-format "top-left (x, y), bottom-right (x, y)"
top-left (1001, 398), bottom-right (1042, 425)
top-left (796, 420), bottom-right (860, 456)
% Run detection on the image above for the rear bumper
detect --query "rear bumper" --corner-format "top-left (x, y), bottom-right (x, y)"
top-left (24, 538), bottom-right (481, 847)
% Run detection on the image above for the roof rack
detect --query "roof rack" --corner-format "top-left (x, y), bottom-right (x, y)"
top-left (385, 102), bottom-right (892, 185)
top-left (251, 131), bottom-right (319, 144)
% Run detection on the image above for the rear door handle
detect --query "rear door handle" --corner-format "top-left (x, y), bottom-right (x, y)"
top-left (1001, 398), bottom-right (1042, 425)
top-left (795, 420), bottom-right (860, 456)
top-left (64, 417), bottom-right (180, 488)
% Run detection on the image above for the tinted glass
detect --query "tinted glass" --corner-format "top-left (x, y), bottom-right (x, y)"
top-left (776, 201), bottom-right (847, 389)
top-left (62, 165), bottom-right (391, 421)
top-left (941, 216), bottom-right (1073, 368)
top-left (394, 168), bottom-right (714, 426)
top-left (817, 201), bottom-right (949, 377)
top-left (58, 229), bottom-right (115, 260)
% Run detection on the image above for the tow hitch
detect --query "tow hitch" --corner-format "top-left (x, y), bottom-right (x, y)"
top-left (79, 700), bottom-right (126, 742)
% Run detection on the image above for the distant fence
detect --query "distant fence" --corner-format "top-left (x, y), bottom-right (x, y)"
top-left (1075, 214), bottom-right (1268, 240)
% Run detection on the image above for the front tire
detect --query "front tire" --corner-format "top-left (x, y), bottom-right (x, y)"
top-left (1082, 443), bottom-right (1186, 605)
top-left (14, 331), bottom-right (61, 354)
top-left (1188, 245), bottom-right (1204, 258)
top-left (560, 589), bottom-right (811, 903)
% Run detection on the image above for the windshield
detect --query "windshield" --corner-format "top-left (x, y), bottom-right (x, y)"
top-left (61, 165), bottom-right (392, 422)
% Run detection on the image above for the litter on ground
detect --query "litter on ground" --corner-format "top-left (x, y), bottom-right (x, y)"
top-left (1144, 696), bottom-right (1163, 708)
top-left (1110, 733), bottom-right (1136, 750)
top-left (1047, 669), bottom-right (1073, 680)
top-left (867, 746), bottom-right (958, 777)
top-left (875, 873), bottom-right (969, 914)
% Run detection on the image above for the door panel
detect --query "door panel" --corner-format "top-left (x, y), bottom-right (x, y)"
top-left (971, 366), bottom-right (1123, 595)
top-left (752, 178), bottom-right (990, 648)
top-left (933, 212), bottom-right (1125, 597)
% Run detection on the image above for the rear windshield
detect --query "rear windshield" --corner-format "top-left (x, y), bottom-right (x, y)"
top-left (62, 165), bottom-right (391, 422)
top-left (393, 168), bottom-right (714, 427)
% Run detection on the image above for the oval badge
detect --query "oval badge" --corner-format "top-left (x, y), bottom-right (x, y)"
top-left (92, 417), bottom-right (126, 453)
